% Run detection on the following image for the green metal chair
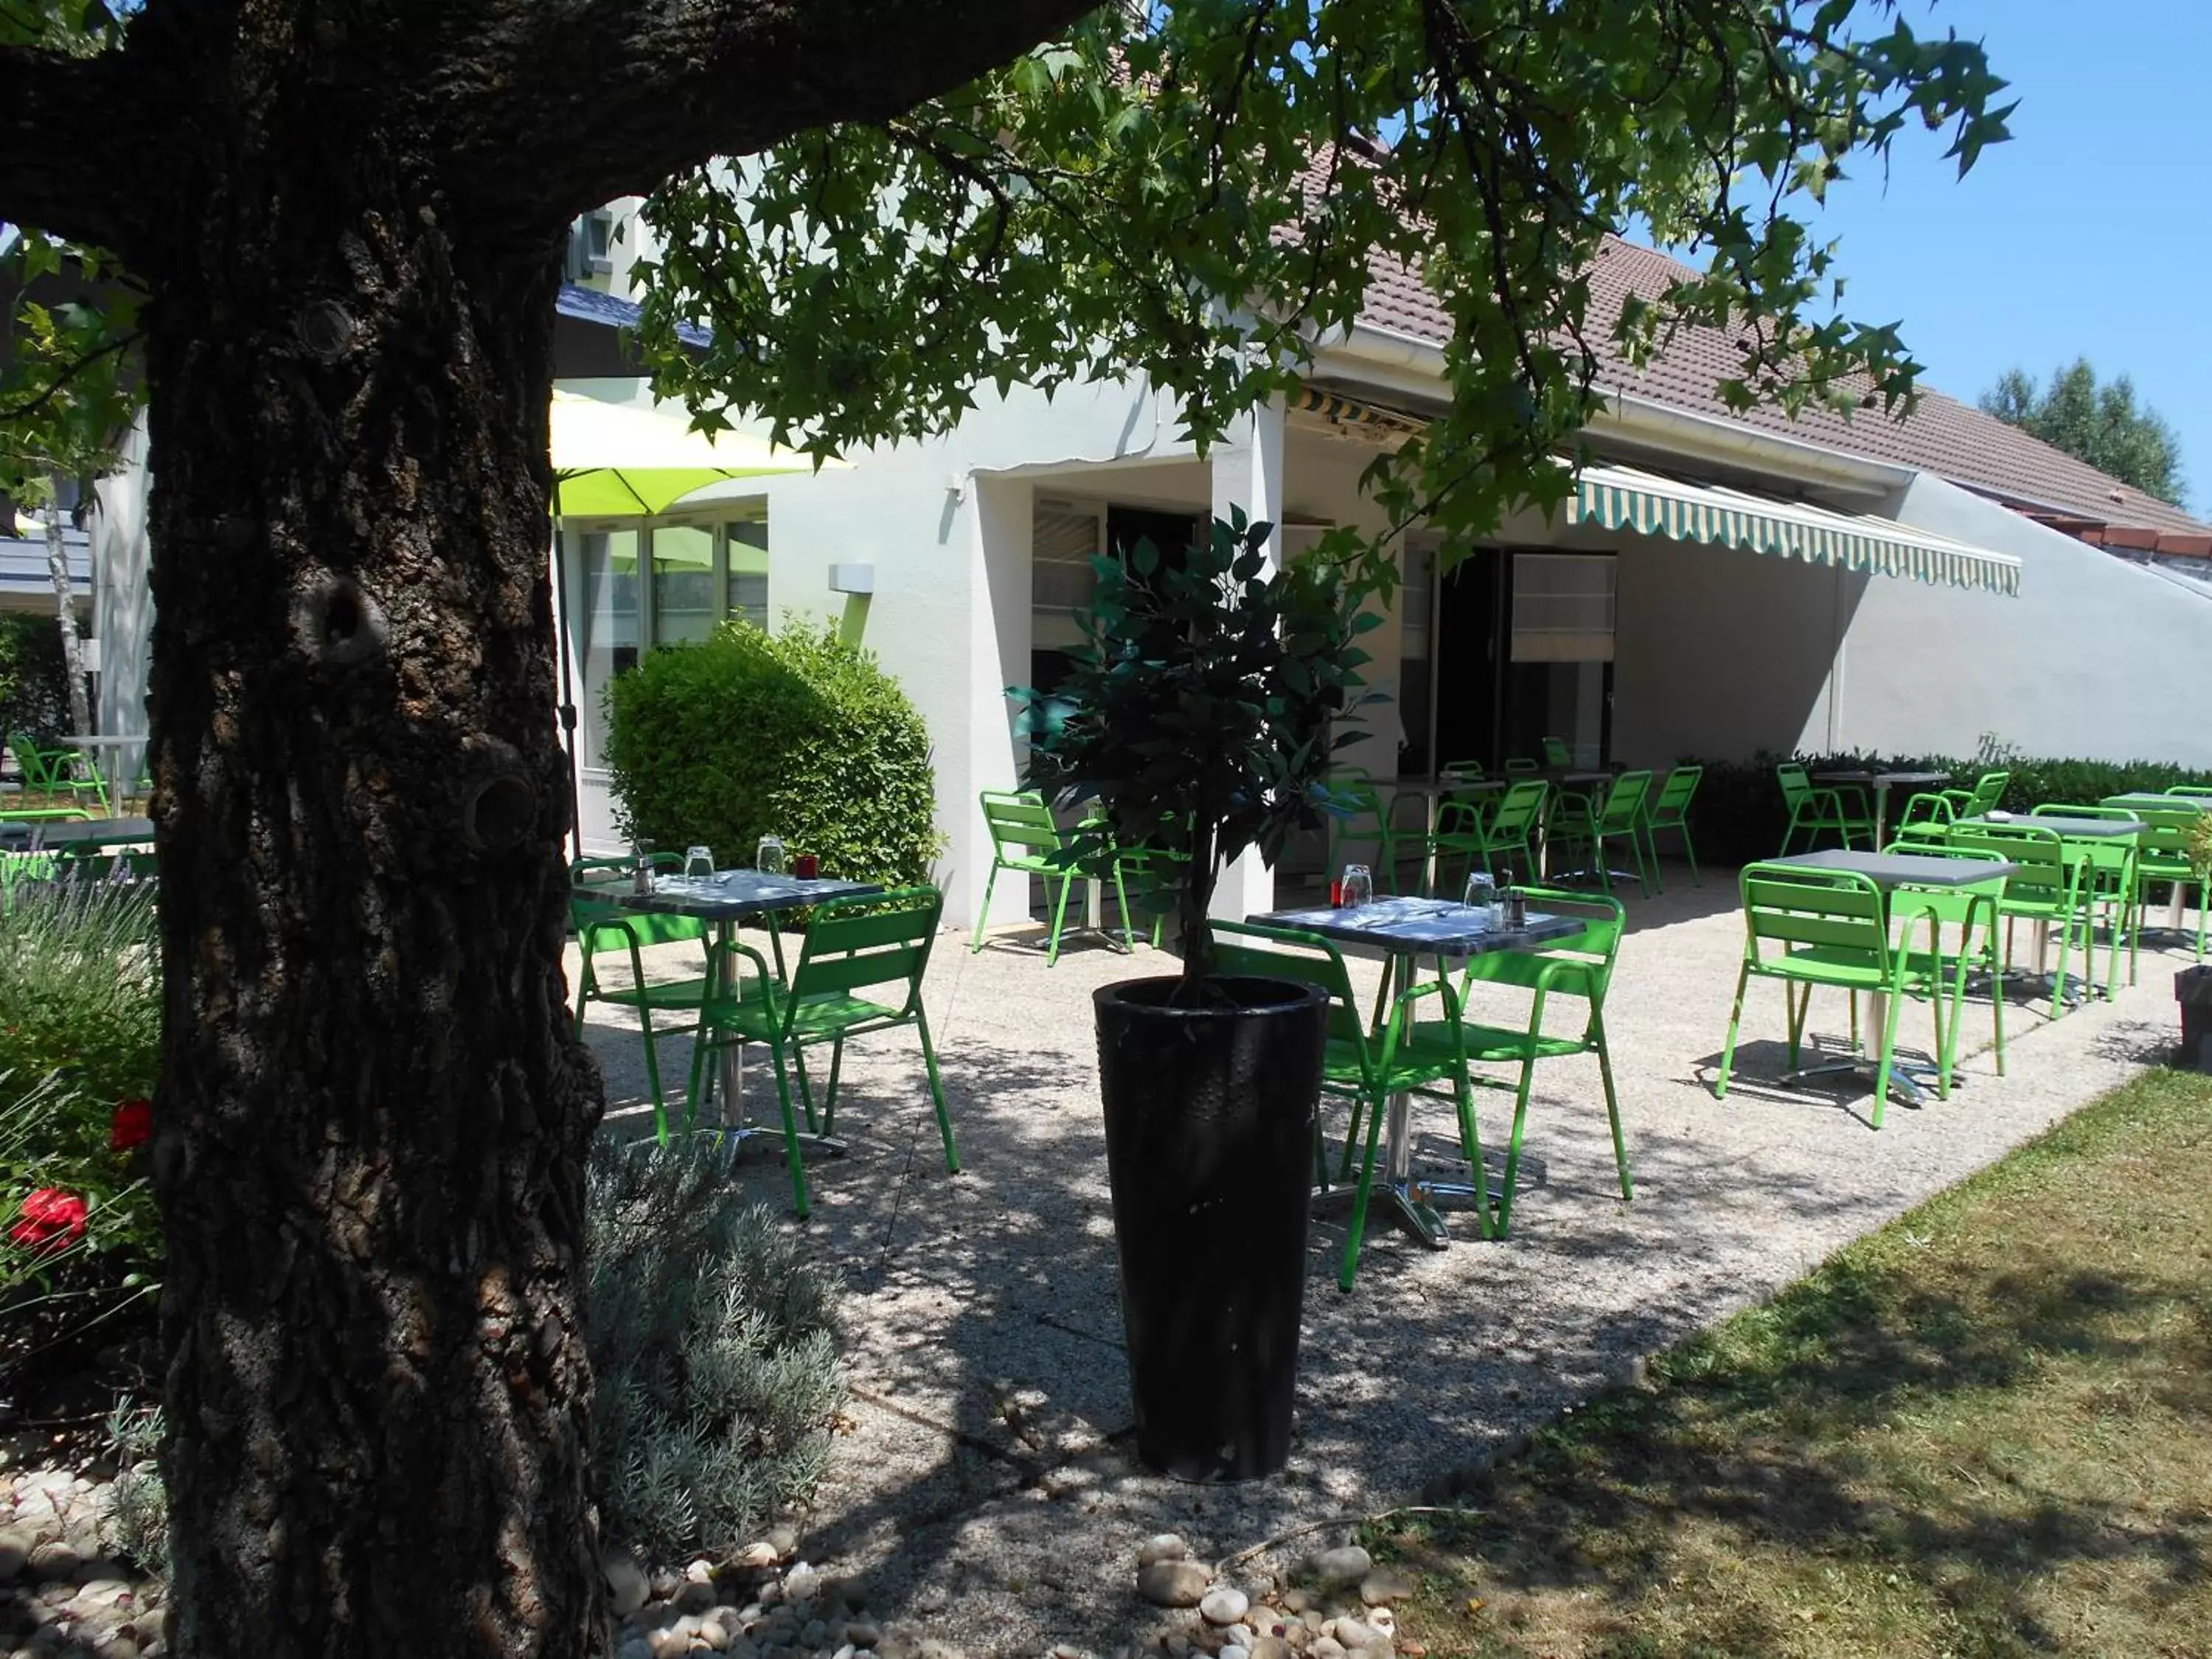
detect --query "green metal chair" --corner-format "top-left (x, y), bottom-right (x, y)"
top-left (1503, 757), bottom-right (1540, 775)
top-left (972, 790), bottom-right (1131, 966)
top-left (2126, 803), bottom-right (2207, 964)
top-left (1213, 919), bottom-right (1480, 1289)
top-left (7, 735), bottom-right (72, 808)
top-left (1326, 777), bottom-right (1417, 894)
top-left (1548, 769), bottom-right (1655, 897)
top-left (1637, 764), bottom-right (1703, 888)
top-left (1473, 778), bottom-right (1548, 885)
top-left (1717, 862), bottom-right (1916, 1127)
top-left (1541, 737), bottom-right (1573, 768)
top-left (1775, 762), bottom-right (1872, 855)
top-left (1885, 841), bottom-right (2009, 1096)
top-left (1947, 821), bottom-right (2089, 1018)
top-left (2031, 805), bottom-right (2140, 994)
top-left (1451, 888), bottom-right (1630, 1236)
top-left (570, 855), bottom-right (726, 1143)
top-left (1898, 769), bottom-right (2008, 830)
top-left (695, 886), bottom-right (955, 1220)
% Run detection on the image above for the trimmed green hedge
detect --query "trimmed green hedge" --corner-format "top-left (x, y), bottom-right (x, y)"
top-left (1681, 748), bottom-right (2211, 869)
top-left (602, 621), bottom-right (943, 890)
top-left (0, 613), bottom-right (71, 748)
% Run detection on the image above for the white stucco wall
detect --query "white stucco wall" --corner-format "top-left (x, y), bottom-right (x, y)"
top-left (90, 414), bottom-right (153, 780)
top-left (1843, 475), bottom-right (2212, 767)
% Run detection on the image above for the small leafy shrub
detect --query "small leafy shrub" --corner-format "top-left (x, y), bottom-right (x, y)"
top-left (97, 1398), bottom-right (169, 1571)
top-left (586, 1136), bottom-right (844, 1562)
top-left (0, 612), bottom-right (70, 751)
top-left (604, 620), bottom-right (942, 889)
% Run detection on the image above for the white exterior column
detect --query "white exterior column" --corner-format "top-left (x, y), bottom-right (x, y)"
top-left (963, 473), bottom-right (1032, 935)
top-left (1207, 396), bottom-right (1287, 922)
top-left (90, 414), bottom-right (153, 777)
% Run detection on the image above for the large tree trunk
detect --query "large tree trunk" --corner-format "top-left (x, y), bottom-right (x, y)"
top-left (143, 138), bottom-right (607, 1656)
top-left (44, 484), bottom-right (91, 740)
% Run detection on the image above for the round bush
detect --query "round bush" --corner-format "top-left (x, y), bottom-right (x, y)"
top-left (602, 621), bottom-right (942, 888)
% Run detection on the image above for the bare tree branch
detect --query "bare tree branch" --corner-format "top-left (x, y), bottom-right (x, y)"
top-left (428, 0), bottom-right (1103, 229)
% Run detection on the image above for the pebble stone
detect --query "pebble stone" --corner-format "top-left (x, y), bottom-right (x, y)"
top-left (1136, 1534), bottom-right (1188, 1568)
top-left (1135, 1559), bottom-right (1211, 1609)
top-left (1305, 1547), bottom-right (1372, 1589)
top-left (1357, 1569), bottom-right (1415, 1607)
top-left (1198, 1588), bottom-right (1248, 1627)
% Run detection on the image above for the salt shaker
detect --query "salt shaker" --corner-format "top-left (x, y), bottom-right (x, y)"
top-left (630, 840), bottom-right (655, 896)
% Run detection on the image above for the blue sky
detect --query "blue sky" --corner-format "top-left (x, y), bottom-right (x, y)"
top-left (1801, 0), bottom-right (2210, 511)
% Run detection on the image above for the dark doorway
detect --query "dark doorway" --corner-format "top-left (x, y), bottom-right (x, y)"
top-left (1107, 504), bottom-right (1203, 571)
top-left (1433, 548), bottom-right (1504, 771)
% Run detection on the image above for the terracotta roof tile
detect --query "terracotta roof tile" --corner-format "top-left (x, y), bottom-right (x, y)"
top-left (1353, 233), bottom-right (2210, 538)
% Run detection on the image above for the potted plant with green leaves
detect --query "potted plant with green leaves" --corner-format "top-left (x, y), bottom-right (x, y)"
top-left (1014, 509), bottom-right (1375, 1481)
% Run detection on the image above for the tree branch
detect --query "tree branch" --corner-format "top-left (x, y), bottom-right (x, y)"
top-left (432, 0), bottom-right (1103, 230)
top-left (0, 44), bottom-right (151, 254)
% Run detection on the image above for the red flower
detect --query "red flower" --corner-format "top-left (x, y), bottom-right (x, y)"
top-left (10, 1188), bottom-right (88, 1253)
top-left (109, 1097), bottom-right (153, 1152)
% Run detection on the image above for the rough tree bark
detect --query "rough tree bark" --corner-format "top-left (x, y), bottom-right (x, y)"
top-left (0, 4), bottom-right (1096, 1655)
top-left (142, 143), bottom-right (605, 1659)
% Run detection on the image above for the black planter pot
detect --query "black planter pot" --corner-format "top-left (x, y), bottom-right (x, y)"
top-left (2179, 964), bottom-right (2212, 1071)
top-left (1094, 974), bottom-right (1328, 1482)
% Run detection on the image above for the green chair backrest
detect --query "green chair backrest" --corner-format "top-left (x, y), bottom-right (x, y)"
top-left (2130, 806), bottom-right (2200, 872)
top-left (1883, 843), bottom-right (2008, 934)
top-left (1775, 762), bottom-right (1815, 812)
top-left (1439, 759), bottom-right (1486, 784)
top-left (1948, 823), bottom-right (2076, 912)
top-left (980, 789), bottom-right (1068, 860)
top-left (1434, 799), bottom-right (1486, 844)
top-left (1649, 764), bottom-right (1700, 821)
top-left (1594, 770), bottom-right (1652, 834)
top-left (1966, 771), bottom-right (2011, 815)
top-left (2169, 785), bottom-right (2212, 797)
top-left (1486, 779), bottom-right (1550, 841)
top-left (1, 807), bottom-right (92, 824)
top-left (2031, 803), bottom-right (2135, 820)
top-left (1503, 757), bottom-right (1540, 774)
top-left (1459, 888), bottom-right (1623, 1007)
top-left (1211, 920), bottom-right (1372, 1057)
top-left (7, 737), bottom-right (63, 790)
top-left (787, 886), bottom-right (943, 1017)
top-left (570, 855), bottom-right (707, 947)
top-left (1541, 737), bottom-right (1573, 768)
top-left (1739, 862), bottom-right (1891, 972)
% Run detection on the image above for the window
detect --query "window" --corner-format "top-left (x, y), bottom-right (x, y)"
top-left (567, 208), bottom-right (617, 286)
top-left (568, 509), bottom-right (768, 769)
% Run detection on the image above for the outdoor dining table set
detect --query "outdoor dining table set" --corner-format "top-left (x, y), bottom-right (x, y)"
top-left (571, 859), bottom-right (959, 1220)
top-left (1230, 887), bottom-right (1632, 1287)
top-left (1717, 776), bottom-right (2211, 1131)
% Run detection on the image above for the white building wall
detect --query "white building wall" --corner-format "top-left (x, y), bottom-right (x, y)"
top-left (1848, 475), bottom-right (2212, 767)
top-left (656, 375), bottom-right (1194, 931)
top-left (90, 414), bottom-right (153, 776)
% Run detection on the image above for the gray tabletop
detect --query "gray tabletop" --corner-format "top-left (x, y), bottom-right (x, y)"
top-left (600, 869), bottom-right (882, 922)
top-left (1955, 813), bottom-right (2142, 840)
top-left (1813, 770), bottom-right (1950, 789)
top-left (1767, 849), bottom-right (2020, 888)
top-left (2101, 793), bottom-right (2208, 813)
top-left (1250, 896), bottom-right (1582, 957)
top-left (0, 815), bottom-right (156, 848)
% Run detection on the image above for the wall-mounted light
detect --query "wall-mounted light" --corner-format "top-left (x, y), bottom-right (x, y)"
top-left (830, 563), bottom-right (874, 644)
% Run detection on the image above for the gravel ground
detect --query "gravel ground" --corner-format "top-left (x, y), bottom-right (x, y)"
top-left (578, 866), bottom-right (2199, 1656)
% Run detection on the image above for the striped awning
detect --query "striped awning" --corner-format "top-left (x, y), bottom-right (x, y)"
top-left (1567, 462), bottom-right (2022, 597)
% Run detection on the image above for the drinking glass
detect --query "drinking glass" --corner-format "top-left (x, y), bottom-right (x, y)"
top-left (1340, 863), bottom-right (1373, 910)
top-left (756, 833), bottom-right (787, 874)
top-left (1464, 870), bottom-right (1497, 924)
top-left (684, 845), bottom-right (714, 881)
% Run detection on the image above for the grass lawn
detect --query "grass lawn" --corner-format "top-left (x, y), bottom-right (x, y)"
top-left (1369, 1067), bottom-right (2212, 1659)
